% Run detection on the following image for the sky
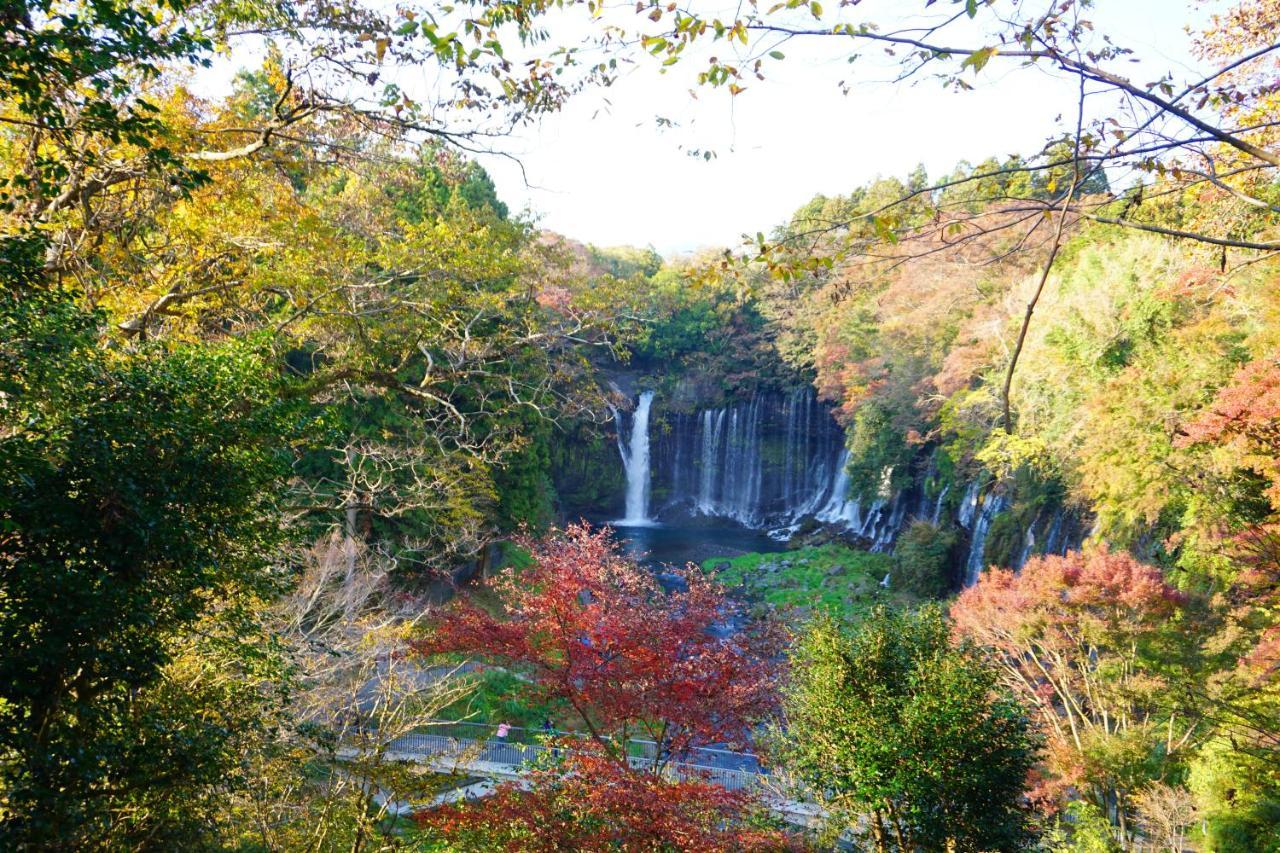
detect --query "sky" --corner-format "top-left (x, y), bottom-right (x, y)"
top-left (198, 0), bottom-right (1209, 256)
top-left (475, 0), bottom-right (1207, 254)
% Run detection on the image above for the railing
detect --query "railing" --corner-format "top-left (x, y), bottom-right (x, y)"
top-left (408, 720), bottom-right (762, 773)
top-left (383, 726), bottom-right (767, 793)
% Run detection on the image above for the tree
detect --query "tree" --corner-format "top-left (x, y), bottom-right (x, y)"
top-left (892, 520), bottom-right (958, 598)
top-left (413, 523), bottom-right (781, 766)
top-left (0, 247), bottom-right (299, 847)
top-left (415, 744), bottom-right (798, 852)
top-left (223, 533), bottom-right (479, 852)
top-left (777, 606), bottom-right (1040, 853)
top-left (67, 89), bottom-right (629, 562)
top-left (0, 0), bottom-right (656, 846)
top-left (951, 548), bottom-right (1194, 840)
top-left (0, 0), bottom-right (213, 226)
top-left (413, 524), bottom-right (787, 850)
top-left (1172, 353), bottom-right (1280, 847)
top-left (1132, 782), bottom-right (1198, 853)
top-left (1, 0), bottom-right (615, 257)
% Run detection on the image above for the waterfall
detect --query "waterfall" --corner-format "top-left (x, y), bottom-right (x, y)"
top-left (633, 388), bottom-right (901, 541)
top-left (782, 392), bottom-right (797, 507)
top-left (817, 449), bottom-right (858, 526)
top-left (613, 390), bottom-right (656, 525)
top-left (957, 480), bottom-right (981, 530)
top-left (1013, 507), bottom-right (1081, 567)
top-left (599, 387), bottom-right (1084, 569)
top-left (687, 393), bottom-right (831, 527)
top-left (723, 395), bottom-right (765, 525)
top-left (696, 408), bottom-right (726, 514)
top-left (963, 490), bottom-right (1008, 586)
top-left (1016, 511), bottom-right (1040, 569)
top-left (1043, 508), bottom-right (1068, 556)
top-left (813, 454), bottom-right (910, 551)
top-left (930, 484), bottom-right (950, 525)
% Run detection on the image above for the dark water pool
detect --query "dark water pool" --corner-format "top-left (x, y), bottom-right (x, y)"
top-left (603, 521), bottom-right (786, 636)
top-left (604, 520), bottom-right (787, 570)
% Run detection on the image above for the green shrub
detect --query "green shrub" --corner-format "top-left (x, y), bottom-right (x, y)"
top-left (892, 520), bottom-right (958, 598)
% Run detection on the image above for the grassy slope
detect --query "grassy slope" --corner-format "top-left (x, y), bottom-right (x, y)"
top-left (703, 543), bottom-right (916, 622)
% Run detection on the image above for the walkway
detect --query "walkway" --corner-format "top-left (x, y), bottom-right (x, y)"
top-left (355, 721), bottom-right (823, 827)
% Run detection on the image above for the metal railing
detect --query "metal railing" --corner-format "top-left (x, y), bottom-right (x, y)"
top-left (384, 727), bottom-right (766, 793)
top-left (409, 720), bottom-right (762, 773)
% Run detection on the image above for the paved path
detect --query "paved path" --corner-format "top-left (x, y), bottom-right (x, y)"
top-left (352, 727), bottom-right (823, 828)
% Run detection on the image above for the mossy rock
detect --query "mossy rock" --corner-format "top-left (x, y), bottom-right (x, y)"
top-left (702, 543), bottom-right (906, 623)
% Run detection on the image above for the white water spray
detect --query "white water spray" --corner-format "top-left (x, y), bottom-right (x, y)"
top-left (614, 390), bottom-right (656, 525)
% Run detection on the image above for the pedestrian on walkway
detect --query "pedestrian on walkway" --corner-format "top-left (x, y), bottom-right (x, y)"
top-left (542, 718), bottom-right (559, 758)
top-left (496, 722), bottom-right (511, 740)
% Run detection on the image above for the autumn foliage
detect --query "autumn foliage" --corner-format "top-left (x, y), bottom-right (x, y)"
top-left (951, 548), bottom-right (1189, 808)
top-left (413, 524), bottom-right (789, 849)
top-left (1177, 354), bottom-right (1280, 679)
top-left (413, 523), bottom-right (781, 761)
top-left (415, 745), bottom-right (797, 852)
top-left (1180, 354), bottom-right (1280, 505)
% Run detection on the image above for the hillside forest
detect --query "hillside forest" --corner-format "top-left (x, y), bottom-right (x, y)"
top-left (3, 0), bottom-right (1280, 850)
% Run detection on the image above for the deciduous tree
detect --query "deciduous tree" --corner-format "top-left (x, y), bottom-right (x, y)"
top-left (778, 606), bottom-right (1040, 853)
top-left (413, 523), bottom-right (782, 767)
top-left (951, 548), bottom-right (1194, 839)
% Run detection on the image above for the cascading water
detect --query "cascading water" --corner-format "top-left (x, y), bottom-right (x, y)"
top-left (678, 390), bottom-right (843, 528)
top-left (612, 390), bottom-right (656, 525)
top-left (695, 408), bottom-right (726, 514)
top-left (962, 488), bottom-right (1008, 586)
top-left (1042, 509), bottom-right (1069, 557)
top-left (603, 385), bottom-right (1083, 565)
top-left (1013, 507), bottom-right (1079, 568)
top-left (812, 449), bottom-right (915, 551)
top-left (639, 390), bottom-right (910, 548)
top-left (817, 449), bottom-right (859, 527)
top-left (930, 484), bottom-right (950, 525)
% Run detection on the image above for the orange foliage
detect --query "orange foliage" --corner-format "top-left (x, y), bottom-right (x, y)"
top-left (951, 548), bottom-right (1189, 804)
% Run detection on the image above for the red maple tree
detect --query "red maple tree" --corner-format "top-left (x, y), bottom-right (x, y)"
top-left (413, 523), bottom-right (782, 766)
top-left (415, 744), bottom-right (800, 852)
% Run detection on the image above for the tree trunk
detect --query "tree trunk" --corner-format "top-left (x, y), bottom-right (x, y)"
top-left (871, 810), bottom-right (888, 853)
top-left (885, 801), bottom-right (910, 852)
top-left (344, 447), bottom-right (359, 585)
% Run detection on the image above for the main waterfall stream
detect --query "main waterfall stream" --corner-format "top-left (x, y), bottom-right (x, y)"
top-left (610, 390), bottom-right (655, 525)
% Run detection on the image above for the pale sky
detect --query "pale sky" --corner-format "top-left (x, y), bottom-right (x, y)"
top-left (470, 0), bottom-right (1206, 254)
top-left (197, 0), bottom-right (1209, 256)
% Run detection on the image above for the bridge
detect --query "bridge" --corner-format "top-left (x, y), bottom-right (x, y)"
top-left (357, 721), bottom-right (823, 827)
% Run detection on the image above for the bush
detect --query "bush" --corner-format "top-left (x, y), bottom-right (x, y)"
top-left (892, 520), bottom-right (957, 598)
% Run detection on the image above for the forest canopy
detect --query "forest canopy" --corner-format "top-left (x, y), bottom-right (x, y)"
top-left (3, 0), bottom-right (1280, 850)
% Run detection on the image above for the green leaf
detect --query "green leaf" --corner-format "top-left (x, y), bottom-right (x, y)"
top-left (768, 50), bottom-right (785, 60)
top-left (961, 46), bottom-right (997, 73)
